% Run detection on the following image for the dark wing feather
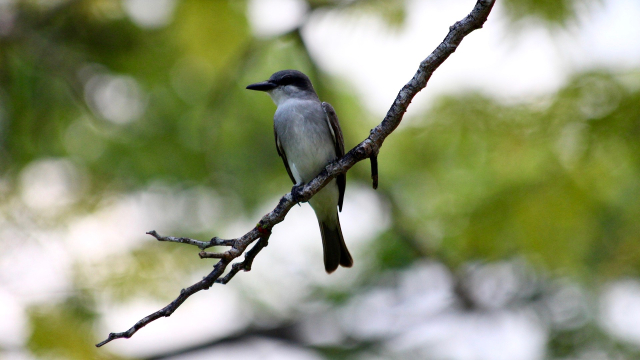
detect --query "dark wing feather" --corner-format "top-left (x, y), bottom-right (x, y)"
top-left (322, 102), bottom-right (346, 212)
top-left (275, 128), bottom-right (296, 185)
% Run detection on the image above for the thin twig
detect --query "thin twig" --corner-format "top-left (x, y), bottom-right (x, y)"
top-left (147, 230), bottom-right (234, 250)
top-left (96, 0), bottom-right (495, 347)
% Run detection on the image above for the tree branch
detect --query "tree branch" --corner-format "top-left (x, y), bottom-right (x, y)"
top-left (96, 0), bottom-right (495, 347)
top-left (146, 230), bottom-right (235, 250)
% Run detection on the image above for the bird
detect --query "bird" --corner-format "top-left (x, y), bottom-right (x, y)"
top-left (246, 70), bottom-right (353, 273)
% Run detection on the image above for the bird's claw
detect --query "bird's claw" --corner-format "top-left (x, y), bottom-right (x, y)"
top-left (291, 184), bottom-right (305, 204)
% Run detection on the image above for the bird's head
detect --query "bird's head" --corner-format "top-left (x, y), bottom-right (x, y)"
top-left (246, 70), bottom-right (317, 105)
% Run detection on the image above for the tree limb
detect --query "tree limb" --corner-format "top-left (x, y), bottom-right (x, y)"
top-left (96, 0), bottom-right (495, 347)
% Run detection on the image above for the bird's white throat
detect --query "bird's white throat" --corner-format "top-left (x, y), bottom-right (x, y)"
top-left (267, 85), bottom-right (312, 106)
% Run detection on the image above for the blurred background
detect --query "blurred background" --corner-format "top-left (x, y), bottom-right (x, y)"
top-left (1, 0), bottom-right (640, 359)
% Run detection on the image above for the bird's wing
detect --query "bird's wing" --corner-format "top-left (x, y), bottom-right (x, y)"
top-left (275, 127), bottom-right (297, 185)
top-left (322, 102), bottom-right (346, 212)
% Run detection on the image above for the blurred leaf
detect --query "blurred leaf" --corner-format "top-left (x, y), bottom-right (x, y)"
top-left (309, 0), bottom-right (407, 28)
top-left (27, 294), bottom-right (122, 360)
top-left (372, 229), bottom-right (422, 270)
top-left (502, 0), bottom-right (601, 27)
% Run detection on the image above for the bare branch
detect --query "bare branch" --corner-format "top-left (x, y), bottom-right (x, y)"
top-left (96, 0), bottom-right (495, 347)
top-left (146, 230), bottom-right (234, 250)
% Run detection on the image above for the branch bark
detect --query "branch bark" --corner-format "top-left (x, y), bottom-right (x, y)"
top-left (96, 0), bottom-right (496, 347)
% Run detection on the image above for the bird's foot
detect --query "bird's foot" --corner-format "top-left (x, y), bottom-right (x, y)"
top-left (291, 184), bottom-right (305, 204)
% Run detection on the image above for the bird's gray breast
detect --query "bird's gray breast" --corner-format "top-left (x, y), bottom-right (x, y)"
top-left (274, 99), bottom-right (336, 184)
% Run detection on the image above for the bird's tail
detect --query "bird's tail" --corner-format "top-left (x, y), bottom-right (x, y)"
top-left (319, 215), bottom-right (353, 273)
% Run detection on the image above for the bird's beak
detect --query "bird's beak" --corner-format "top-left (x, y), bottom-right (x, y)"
top-left (246, 80), bottom-right (277, 91)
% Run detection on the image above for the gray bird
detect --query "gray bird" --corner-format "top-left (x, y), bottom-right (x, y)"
top-left (246, 70), bottom-right (353, 273)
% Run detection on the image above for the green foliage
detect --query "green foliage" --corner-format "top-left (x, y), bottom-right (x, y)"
top-left (27, 293), bottom-right (122, 360)
top-left (376, 72), bottom-right (640, 281)
top-left (502, 0), bottom-right (601, 27)
top-left (372, 229), bottom-right (423, 270)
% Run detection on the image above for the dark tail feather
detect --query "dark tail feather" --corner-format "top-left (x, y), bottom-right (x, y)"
top-left (320, 216), bottom-right (353, 273)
